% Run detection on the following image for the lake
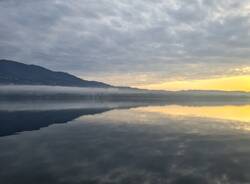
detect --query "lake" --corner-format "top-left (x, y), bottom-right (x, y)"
top-left (1, 101), bottom-right (250, 184)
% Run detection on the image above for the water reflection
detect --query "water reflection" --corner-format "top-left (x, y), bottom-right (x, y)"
top-left (0, 109), bottom-right (110, 137)
top-left (0, 101), bottom-right (150, 137)
top-left (135, 105), bottom-right (250, 123)
top-left (1, 102), bottom-right (250, 183)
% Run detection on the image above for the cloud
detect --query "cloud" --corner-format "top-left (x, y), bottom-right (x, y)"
top-left (0, 0), bottom-right (250, 86)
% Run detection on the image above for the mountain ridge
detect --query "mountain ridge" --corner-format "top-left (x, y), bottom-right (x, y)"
top-left (0, 59), bottom-right (112, 88)
top-left (1, 59), bottom-right (250, 96)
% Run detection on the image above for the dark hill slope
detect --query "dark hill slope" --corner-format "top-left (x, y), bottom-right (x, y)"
top-left (0, 59), bottom-right (111, 87)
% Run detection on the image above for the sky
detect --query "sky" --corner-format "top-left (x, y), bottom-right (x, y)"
top-left (1, 0), bottom-right (250, 91)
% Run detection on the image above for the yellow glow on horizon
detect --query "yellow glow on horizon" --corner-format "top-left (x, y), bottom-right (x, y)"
top-left (135, 105), bottom-right (250, 123)
top-left (139, 75), bottom-right (250, 91)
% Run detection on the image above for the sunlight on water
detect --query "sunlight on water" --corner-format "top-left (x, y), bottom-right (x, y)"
top-left (135, 105), bottom-right (250, 123)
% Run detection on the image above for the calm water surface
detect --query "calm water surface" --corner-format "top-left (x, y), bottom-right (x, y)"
top-left (1, 102), bottom-right (250, 184)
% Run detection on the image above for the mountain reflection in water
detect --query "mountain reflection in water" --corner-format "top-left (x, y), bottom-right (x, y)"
top-left (1, 101), bottom-right (250, 184)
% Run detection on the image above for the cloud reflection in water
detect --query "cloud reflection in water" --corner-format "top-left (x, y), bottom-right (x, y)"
top-left (1, 104), bottom-right (250, 183)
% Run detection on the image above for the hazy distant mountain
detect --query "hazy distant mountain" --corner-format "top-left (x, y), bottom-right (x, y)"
top-left (0, 59), bottom-right (111, 88)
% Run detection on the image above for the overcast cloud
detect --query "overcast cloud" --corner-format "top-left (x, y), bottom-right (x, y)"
top-left (1, 0), bottom-right (250, 86)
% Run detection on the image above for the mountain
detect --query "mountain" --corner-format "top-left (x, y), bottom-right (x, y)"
top-left (0, 59), bottom-right (111, 88)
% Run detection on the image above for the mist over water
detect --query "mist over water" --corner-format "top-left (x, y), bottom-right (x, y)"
top-left (0, 85), bottom-right (145, 95)
top-left (1, 87), bottom-right (250, 184)
top-left (1, 85), bottom-right (250, 106)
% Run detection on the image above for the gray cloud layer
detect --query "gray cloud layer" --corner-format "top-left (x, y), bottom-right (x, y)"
top-left (1, 0), bottom-right (250, 85)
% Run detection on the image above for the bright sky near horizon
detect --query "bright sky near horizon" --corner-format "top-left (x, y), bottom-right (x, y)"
top-left (1, 0), bottom-right (250, 91)
top-left (138, 75), bottom-right (250, 91)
